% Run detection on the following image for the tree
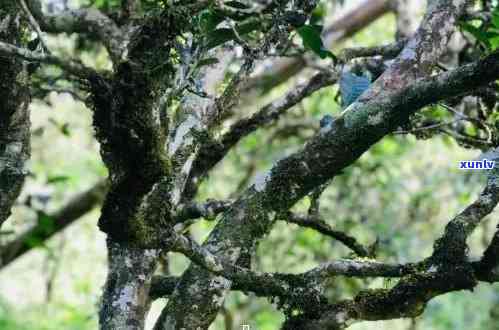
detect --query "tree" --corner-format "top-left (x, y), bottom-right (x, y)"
top-left (1, 0), bottom-right (499, 329)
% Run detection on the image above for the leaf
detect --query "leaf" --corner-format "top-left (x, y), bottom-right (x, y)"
top-left (490, 36), bottom-right (499, 50)
top-left (61, 123), bottom-right (71, 136)
top-left (196, 58), bottom-right (220, 68)
top-left (460, 22), bottom-right (491, 48)
top-left (297, 25), bottom-right (336, 60)
top-left (492, 12), bottom-right (499, 29)
top-left (46, 175), bottom-right (70, 184)
top-left (205, 19), bottom-right (259, 49)
top-left (311, 24), bottom-right (324, 34)
top-left (198, 10), bottom-right (225, 33)
top-left (25, 235), bottom-right (44, 248)
top-left (39, 213), bottom-right (55, 235)
top-left (206, 28), bottom-right (235, 48)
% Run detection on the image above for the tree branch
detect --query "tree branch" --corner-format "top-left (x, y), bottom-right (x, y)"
top-left (156, 1), bottom-right (478, 328)
top-left (0, 181), bottom-right (107, 269)
top-left (25, 0), bottom-right (126, 62)
top-left (173, 199), bottom-right (233, 224)
top-left (17, 0), bottom-right (51, 53)
top-left (242, 0), bottom-right (392, 94)
top-left (0, 8), bottom-right (30, 229)
top-left (431, 165), bottom-right (499, 264)
top-left (339, 39), bottom-right (407, 62)
top-left (99, 240), bottom-right (158, 330)
top-left (184, 72), bottom-right (337, 199)
top-left (161, 231), bottom-right (415, 315)
top-left (0, 41), bottom-right (102, 79)
top-left (284, 212), bottom-right (370, 257)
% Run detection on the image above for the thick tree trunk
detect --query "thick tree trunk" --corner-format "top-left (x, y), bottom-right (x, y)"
top-left (0, 3), bottom-right (30, 229)
top-left (99, 239), bottom-right (158, 330)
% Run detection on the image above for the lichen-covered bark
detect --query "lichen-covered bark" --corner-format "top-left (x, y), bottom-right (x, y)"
top-left (155, 1), bottom-right (472, 328)
top-left (0, 2), bottom-right (30, 228)
top-left (91, 14), bottom-right (178, 246)
top-left (25, 0), bottom-right (126, 62)
top-left (283, 157), bottom-right (499, 328)
top-left (94, 9), bottom-right (198, 328)
top-left (99, 240), bottom-right (159, 330)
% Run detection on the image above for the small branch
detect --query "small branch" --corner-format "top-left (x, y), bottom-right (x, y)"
top-left (188, 71), bottom-right (338, 195)
top-left (221, 72), bottom-right (337, 144)
top-left (393, 118), bottom-right (463, 135)
top-left (17, 0), bottom-right (50, 53)
top-left (208, 56), bottom-right (256, 126)
top-left (439, 128), bottom-right (493, 149)
top-left (25, 0), bottom-right (125, 62)
top-left (172, 199), bottom-right (233, 231)
top-left (339, 39), bottom-right (407, 62)
top-left (0, 181), bottom-right (107, 269)
top-left (168, 231), bottom-right (412, 281)
top-left (431, 165), bottom-right (499, 264)
top-left (0, 41), bottom-right (101, 79)
top-left (242, 0), bottom-right (391, 94)
top-left (283, 212), bottom-right (370, 257)
top-left (165, 231), bottom-right (415, 314)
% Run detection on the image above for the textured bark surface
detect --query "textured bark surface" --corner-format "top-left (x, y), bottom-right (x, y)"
top-left (99, 240), bottom-right (159, 330)
top-left (155, 1), bottom-right (473, 329)
top-left (0, 3), bottom-right (30, 229)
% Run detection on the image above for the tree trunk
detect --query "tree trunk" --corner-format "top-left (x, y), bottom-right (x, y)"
top-left (99, 239), bottom-right (158, 330)
top-left (0, 2), bottom-right (30, 229)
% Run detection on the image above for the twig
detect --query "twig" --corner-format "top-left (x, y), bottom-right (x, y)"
top-left (0, 41), bottom-right (102, 79)
top-left (283, 212), bottom-right (370, 257)
top-left (339, 39), bottom-right (407, 62)
top-left (17, 0), bottom-right (51, 53)
top-left (393, 118), bottom-right (463, 134)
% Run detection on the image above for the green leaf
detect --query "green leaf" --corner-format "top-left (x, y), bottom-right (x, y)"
top-left (205, 19), bottom-right (260, 49)
top-left (492, 13), bottom-right (499, 29)
top-left (25, 235), bottom-right (44, 248)
top-left (198, 10), bottom-right (225, 33)
top-left (61, 123), bottom-right (71, 136)
top-left (460, 22), bottom-right (491, 48)
top-left (490, 36), bottom-right (499, 50)
top-left (47, 175), bottom-right (70, 184)
top-left (196, 58), bottom-right (220, 68)
top-left (39, 213), bottom-right (55, 234)
top-left (297, 25), bottom-right (337, 60)
top-left (310, 3), bottom-right (326, 25)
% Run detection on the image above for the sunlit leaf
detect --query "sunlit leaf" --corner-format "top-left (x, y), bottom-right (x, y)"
top-left (296, 25), bottom-right (336, 60)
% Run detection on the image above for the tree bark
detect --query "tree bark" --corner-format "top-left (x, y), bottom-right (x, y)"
top-left (155, 0), bottom-right (471, 328)
top-left (0, 2), bottom-right (30, 229)
top-left (99, 240), bottom-right (158, 330)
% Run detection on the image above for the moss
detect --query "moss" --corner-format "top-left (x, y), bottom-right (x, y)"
top-left (91, 51), bottom-right (173, 245)
top-left (430, 221), bottom-right (468, 266)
